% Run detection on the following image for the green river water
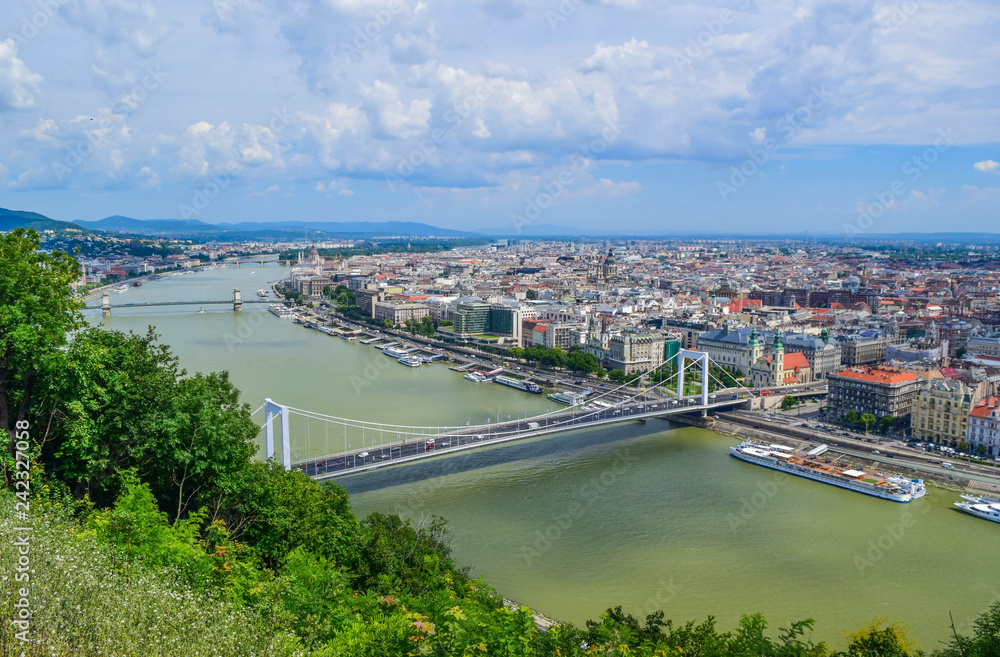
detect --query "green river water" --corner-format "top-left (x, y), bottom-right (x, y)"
top-left (85, 265), bottom-right (1000, 650)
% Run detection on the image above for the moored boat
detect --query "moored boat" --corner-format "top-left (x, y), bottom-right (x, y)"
top-left (493, 375), bottom-right (543, 394)
top-left (398, 355), bottom-right (422, 367)
top-left (729, 440), bottom-right (925, 503)
top-left (954, 500), bottom-right (1000, 523)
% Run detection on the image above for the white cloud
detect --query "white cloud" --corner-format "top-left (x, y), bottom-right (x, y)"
top-left (973, 159), bottom-right (999, 173)
top-left (0, 40), bottom-right (43, 110)
top-left (315, 179), bottom-right (354, 195)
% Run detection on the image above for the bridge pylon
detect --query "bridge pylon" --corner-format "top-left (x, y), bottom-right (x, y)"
top-left (676, 349), bottom-right (710, 409)
top-left (233, 288), bottom-right (243, 311)
top-left (264, 398), bottom-right (291, 470)
top-left (101, 293), bottom-right (111, 316)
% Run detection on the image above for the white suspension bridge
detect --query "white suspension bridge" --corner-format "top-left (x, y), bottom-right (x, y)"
top-left (250, 349), bottom-right (760, 479)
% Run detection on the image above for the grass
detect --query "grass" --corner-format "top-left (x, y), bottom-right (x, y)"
top-left (0, 493), bottom-right (302, 657)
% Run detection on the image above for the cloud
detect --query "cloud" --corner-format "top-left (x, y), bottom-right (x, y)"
top-left (315, 179), bottom-right (354, 195)
top-left (973, 159), bottom-right (999, 173)
top-left (0, 40), bottom-right (43, 110)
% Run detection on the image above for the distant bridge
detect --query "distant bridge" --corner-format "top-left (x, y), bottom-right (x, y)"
top-left (253, 350), bottom-right (759, 479)
top-left (90, 288), bottom-right (275, 315)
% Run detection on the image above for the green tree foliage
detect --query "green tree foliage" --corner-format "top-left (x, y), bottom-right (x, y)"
top-left (607, 369), bottom-right (627, 384)
top-left (879, 415), bottom-right (894, 434)
top-left (49, 327), bottom-right (179, 503)
top-left (147, 371), bottom-right (258, 521)
top-left (937, 603), bottom-right (1000, 657)
top-left (782, 396), bottom-right (798, 410)
top-left (0, 228), bottom-right (83, 483)
top-left (239, 465), bottom-right (360, 567)
top-left (860, 413), bottom-right (877, 433)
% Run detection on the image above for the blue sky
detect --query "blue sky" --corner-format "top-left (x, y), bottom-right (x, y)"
top-left (0, 0), bottom-right (998, 234)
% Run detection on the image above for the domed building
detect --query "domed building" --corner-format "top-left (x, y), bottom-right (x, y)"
top-left (587, 248), bottom-right (623, 287)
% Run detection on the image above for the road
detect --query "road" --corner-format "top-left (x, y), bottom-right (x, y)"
top-left (298, 396), bottom-right (745, 479)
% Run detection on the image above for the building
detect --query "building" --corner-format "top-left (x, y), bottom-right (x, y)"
top-left (293, 275), bottom-right (332, 298)
top-left (837, 335), bottom-right (888, 366)
top-left (373, 302), bottom-right (430, 325)
top-left (967, 336), bottom-right (1000, 358)
top-left (586, 248), bottom-right (623, 287)
top-left (444, 301), bottom-right (522, 342)
top-left (605, 331), bottom-right (665, 374)
top-left (696, 325), bottom-right (839, 379)
top-left (355, 287), bottom-right (387, 318)
top-left (969, 396), bottom-right (1000, 457)
top-left (827, 367), bottom-right (926, 428)
top-left (749, 330), bottom-right (813, 388)
top-left (529, 322), bottom-right (584, 350)
top-left (912, 379), bottom-right (975, 447)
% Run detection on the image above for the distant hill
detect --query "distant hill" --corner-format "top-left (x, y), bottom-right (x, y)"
top-left (74, 216), bottom-right (225, 234)
top-left (73, 216), bottom-right (478, 238)
top-left (0, 207), bottom-right (88, 233)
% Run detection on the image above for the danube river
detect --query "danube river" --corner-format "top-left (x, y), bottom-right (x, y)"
top-left (86, 265), bottom-right (1000, 649)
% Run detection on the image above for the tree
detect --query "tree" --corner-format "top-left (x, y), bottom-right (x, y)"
top-left (781, 396), bottom-right (797, 410)
top-left (607, 369), bottom-right (627, 384)
top-left (237, 466), bottom-right (359, 568)
top-left (50, 327), bottom-right (179, 503)
top-left (977, 444), bottom-right (988, 457)
top-left (146, 371), bottom-right (259, 522)
top-left (0, 228), bottom-right (83, 483)
top-left (844, 618), bottom-right (917, 656)
top-left (525, 288), bottom-right (537, 300)
top-left (878, 415), bottom-right (894, 435)
top-left (595, 367), bottom-right (606, 379)
top-left (860, 413), bottom-right (877, 434)
top-left (845, 410), bottom-right (860, 426)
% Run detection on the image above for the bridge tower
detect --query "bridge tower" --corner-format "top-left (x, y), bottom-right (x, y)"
top-left (675, 349), bottom-right (710, 411)
top-left (101, 293), bottom-right (111, 316)
top-left (263, 398), bottom-right (291, 470)
top-left (233, 288), bottom-right (243, 311)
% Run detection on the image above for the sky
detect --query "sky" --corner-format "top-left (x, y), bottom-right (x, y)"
top-left (0, 0), bottom-right (998, 235)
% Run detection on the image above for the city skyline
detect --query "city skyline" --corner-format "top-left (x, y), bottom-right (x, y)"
top-left (0, 0), bottom-right (998, 233)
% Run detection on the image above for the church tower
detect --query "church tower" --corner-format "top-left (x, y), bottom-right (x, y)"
top-left (747, 326), bottom-right (763, 367)
top-left (770, 330), bottom-right (784, 386)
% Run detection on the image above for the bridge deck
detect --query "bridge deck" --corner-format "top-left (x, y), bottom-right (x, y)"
top-left (296, 398), bottom-right (746, 480)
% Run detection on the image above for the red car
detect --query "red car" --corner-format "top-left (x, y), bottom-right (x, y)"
top-left (424, 440), bottom-right (435, 450)
top-left (760, 390), bottom-right (773, 396)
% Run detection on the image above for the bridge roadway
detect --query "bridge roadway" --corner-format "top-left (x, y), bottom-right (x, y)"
top-left (298, 396), bottom-right (747, 480)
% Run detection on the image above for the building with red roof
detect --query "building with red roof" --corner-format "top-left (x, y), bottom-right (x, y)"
top-left (827, 366), bottom-right (926, 428)
top-left (969, 396), bottom-right (1000, 457)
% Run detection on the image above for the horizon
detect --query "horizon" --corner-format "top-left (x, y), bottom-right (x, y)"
top-left (1, 1), bottom-right (998, 235)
